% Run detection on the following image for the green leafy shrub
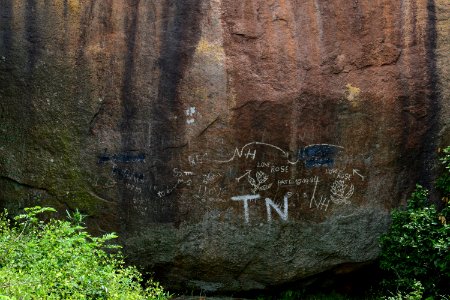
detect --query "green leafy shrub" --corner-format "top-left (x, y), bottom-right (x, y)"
top-left (436, 147), bottom-right (450, 203)
top-left (0, 206), bottom-right (171, 299)
top-left (383, 280), bottom-right (425, 300)
top-left (379, 147), bottom-right (450, 298)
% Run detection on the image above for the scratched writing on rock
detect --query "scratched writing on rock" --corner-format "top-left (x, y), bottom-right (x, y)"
top-left (214, 142), bottom-right (362, 223)
top-left (112, 166), bottom-right (145, 183)
top-left (96, 141), bottom-right (364, 224)
top-left (194, 185), bottom-right (228, 201)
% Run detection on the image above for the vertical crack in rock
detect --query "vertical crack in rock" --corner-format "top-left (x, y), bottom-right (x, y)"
top-left (406, 0), bottom-right (439, 189)
top-left (62, 0), bottom-right (69, 51)
top-left (25, 0), bottom-right (39, 75)
top-left (419, 0), bottom-right (440, 189)
top-left (86, 0), bottom-right (114, 135)
top-left (396, 0), bottom-right (416, 199)
top-left (399, 0), bottom-right (418, 153)
top-left (155, 0), bottom-right (203, 136)
top-left (116, 0), bottom-right (204, 229)
top-left (0, 0), bottom-right (13, 60)
top-left (396, 0), bottom-right (439, 195)
top-left (146, 0), bottom-right (203, 224)
top-left (120, 1), bottom-right (140, 146)
top-left (119, 0), bottom-right (141, 230)
top-left (63, 0), bottom-right (69, 18)
top-left (0, 175), bottom-right (50, 194)
top-left (76, 1), bottom-right (96, 63)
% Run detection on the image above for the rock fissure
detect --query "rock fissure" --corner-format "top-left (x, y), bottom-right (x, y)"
top-left (0, 176), bottom-right (50, 194)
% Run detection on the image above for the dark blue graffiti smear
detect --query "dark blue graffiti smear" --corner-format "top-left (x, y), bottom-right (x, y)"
top-left (298, 144), bottom-right (341, 168)
top-left (98, 152), bottom-right (146, 164)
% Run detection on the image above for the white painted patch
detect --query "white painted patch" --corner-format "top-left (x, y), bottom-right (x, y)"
top-left (185, 106), bottom-right (196, 116)
top-left (186, 107), bottom-right (197, 125)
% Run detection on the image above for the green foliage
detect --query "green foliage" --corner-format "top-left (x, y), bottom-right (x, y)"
top-left (383, 280), bottom-right (425, 300)
top-left (379, 147), bottom-right (450, 298)
top-left (256, 289), bottom-right (377, 300)
top-left (436, 147), bottom-right (450, 202)
top-left (0, 206), bottom-right (171, 299)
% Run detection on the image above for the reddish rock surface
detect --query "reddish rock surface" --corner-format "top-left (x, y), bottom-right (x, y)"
top-left (0, 0), bottom-right (448, 292)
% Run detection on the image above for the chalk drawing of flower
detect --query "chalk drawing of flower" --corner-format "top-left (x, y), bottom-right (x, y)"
top-left (330, 180), bottom-right (354, 205)
top-left (248, 171), bottom-right (273, 193)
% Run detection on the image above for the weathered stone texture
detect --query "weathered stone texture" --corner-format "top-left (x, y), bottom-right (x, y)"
top-left (0, 0), bottom-right (448, 292)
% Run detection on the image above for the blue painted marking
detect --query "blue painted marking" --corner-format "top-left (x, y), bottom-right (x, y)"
top-left (298, 144), bottom-right (341, 168)
top-left (98, 152), bottom-right (146, 164)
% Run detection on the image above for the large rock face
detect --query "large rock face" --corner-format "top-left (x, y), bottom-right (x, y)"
top-left (1, 0), bottom-right (448, 292)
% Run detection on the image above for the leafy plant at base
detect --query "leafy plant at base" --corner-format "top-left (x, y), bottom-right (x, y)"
top-left (0, 206), bottom-right (171, 299)
top-left (383, 280), bottom-right (425, 300)
top-left (436, 147), bottom-right (450, 206)
top-left (379, 147), bottom-right (450, 298)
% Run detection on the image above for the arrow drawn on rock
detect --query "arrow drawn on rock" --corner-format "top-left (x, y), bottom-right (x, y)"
top-left (352, 169), bottom-right (365, 181)
top-left (236, 170), bottom-right (252, 182)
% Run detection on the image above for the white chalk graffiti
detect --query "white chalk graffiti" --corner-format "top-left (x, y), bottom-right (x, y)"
top-left (156, 179), bottom-right (186, 198)
top-left (248, 171), bottom-right (273, 193)
top-left (126, 183), bottom-right (142, 194)
top-left (231, 194), bottom-right (261, 223)
top-left (310, 195), bottom-right (331, 211)
top-left (236, 170), bottom-right (252, 182)
top-left (202, 172), bottom-right (221, 184)
top-left (188, 153), bottom-right (208, 166)
top-left (98, 139), bottom-right (365, 224)
top-left (194, 185), bottom-right (227, 201)
top-left (214, 142), bottom-right (288, 163)
top-left (330, 180), bottom-right (354, 205)
top-left (214, 141), bottom-right (344, 165)
top-left (173, 168), bottom-right (196, 177)
top-left (352, 169), bottom-right (365, 181)
top-left (277, 176), bottom-right (319, 186)
top-left (265, 194), bottom-right (289, 222)
top-left (231, 194), bottom-right (290, 223)
top-left (308, 177), bottom-right (320, 209)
